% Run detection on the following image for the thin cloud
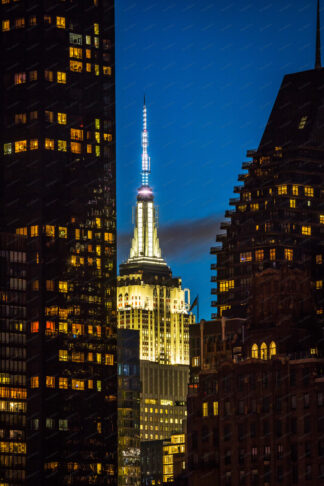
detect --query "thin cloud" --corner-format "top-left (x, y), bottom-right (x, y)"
top-left (118, 213), bottom-right (223, 263)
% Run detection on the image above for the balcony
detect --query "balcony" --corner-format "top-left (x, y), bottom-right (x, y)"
top-left (233, 185), bottom-right (242, 193)
top-left (216, 234), bottom-right (226, 243)
top-left (242, 161), bottom-right (252, 169)
top-left (220, 221), bottom-right (230, 230)
top-left (211, 276), bottom-right (217, 282)
top-left (210, 263), bottom-right (217, 270)
top-left (210, 246), bottom-right (221, 254)
top-left (238, 173), bottom-right (248, 181)
top-left (211, 288), bottom-right (217, 295)
top-left (225, 210), bottom-right (234, 218)
top-left (211, 313), bottom-right (217, 320)
top-left (229, 197), bottom-right (240, 205)
top-left (246, 149), bottom-right (256, 157)
top-left (211, 301), bottom-right (217, 307)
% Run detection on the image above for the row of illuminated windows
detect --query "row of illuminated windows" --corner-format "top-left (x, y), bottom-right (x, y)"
top-left (0, 442), bottom-right (26, 454)
top-left (58, 350), bottom-right (113, 365)
top-left (0, 401), bottom-right (26, 413)
top-left (0, 387), bottom-right (26, 399)
top-left (16, 224), bottom-right (112, 240)
top-left (44, 461), bottom-right (105, 476)
top-left (11, 110), bottom-right (111, 131)
top-left (218, 280), bottom-right (234, 293)
top-left (2, 15), bottom-right (66, 31)
top-left (4, 139), bottom-right (105, 155)
top-left (242, 185), bottom-right (314, 200)
top-left (31, 376), bottom-right (102, 391)
top-left (69, 60), bottom-right (111, 75)
top-left (202, 401), bottom-right (219, 418)
top-left (251, 342), bottom-right (277, 360)
top-left (14, 70), bottom-right (66, 85)
top-left (240, 248), bottom-right (293, 263)
top-left (31, 321), bottom-right (103, 337)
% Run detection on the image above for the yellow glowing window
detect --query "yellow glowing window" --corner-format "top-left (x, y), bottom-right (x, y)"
top-left (316, 280), bottom-right (323, 289)
top-left (44, 70), bottom-right (53, 82)
top-left (15, 140), bottom-right (27, 153)
top-left (4, 143), bottom-right (12, 155)
top-left (202, 402), bottom-right (208, 417)
top-left (46, 376), bottom-right (55, 388)
top-left (2, 20), bottom-right (10, 31)
top-left (255, 249), bottom-right (264, 262)
top-left (29, 16), bottom-right (37, 26)
top-left (250, 203), bottom-right (259, 211)
top-left (94, 37), bottom-right (99, 48)
top-left (95, 119), bottom-right (100, 129)
top-left (70, 60), bottom-right (83, 72)
top-left (251, 343), bottom-right (258, 358)
top-left (269, 341), bottom-right (276, 358)
top-left (45, 110), bottom-right (54, 122)
top-left (14, 72), bottom-right (26, 84)
top-left (57, 71), bottom-right (66, 83)
top-left (59, 281), bottom-right (68, 293)
top-left (95, 145), bottom-right (100, 156)
top-left (94, 64), bottom-right (99, 76)
top-left (219, 280), bottom-right (234, 292)
top-left (304, 186), bottom-right (314, 197)
top-left (72, 352), bottom-right (84, 363)
top-left (86, 35), bottom-right (91, 45)
top-left (31, 321), bottom-right (39, 333)
top-left (45, 138), bottom-right (54, 150)
top-left (103, 66), bottom-right (112, 75)
top-left (59, 377), bottom-right (68, 389)
top-left (213, 401), bottom-right (219, 416)
top-left (88, 230), bottom-right (93, 239)
top-left (320, 215), bottom-right (324, 224)
top-left (103, 133), bottom-right (112, 142)
top-left (301, 225), bottom-right (311, 236)
top-left (30, 225), bottom-right (38, 237)
top-left (56, 16), bottom-right (65, 28)
top-left (30, 139), bottom-right (38, 150)
top-left (72, 379), bottom-right (85, 391)
top-left (316, 254), bottom-right (323, 264)
top-left (292, 185), bottom-right (299, 196)
top-left (59, 322), bottom-right (68, 333)
top-left (85, 49), bottom-right (91, 59)
top-left (58, 140), bottom-right (67, 152)
top-left (270, 248), bottom-right (276, 260)
top-left (88, 352), bottom-right (93, 362)
top-left (29, 70), bottom-right (37, 81)
top-left (95, 132), bottom-right (100, 143)
top-left (72, 324), bottom-right (84, 335)
top-left (44, 15), bottom-right (52, 24)
top-left (86, 63), bottom-right (91, 72)
top-left (69, 47), bottom-right (82, 59)
top-left (71, 142), bottom-right (81, 154)
top-left (15, 17), bottom-right (25, 28)
top-left (96, 245), bottom-right (101, 255)
top-left (260, 342), bottom-right (267, 360)
top-left (104, 232), bottom-right (114, 242)
top-left (31, 376), bottom-right (39, 388)
top-left (57, 112), bottom-right (67, 124)
top-left (59, 350), bottom-right (68, 362)
top-left (284, 248), bottom-right (293, 261)
top-left (95, 218), bottom-right (101, 228)
top-left (289, 199), bottom-right (296, 208)
top-left (94, 22), bottom-right (99, 34)
top-left (75, 229), bottom-right (80, 240)
top-left (87, 144), bottom-right (92, 153)
top-left (298, 116), bottom-right (308, 129)
top-left (46, 280), bottom-right (55, 291)
top-left (238, 204), bottom-right (247, 212)
top-left (71, 128), bottom-right (83, 141)
top-left (58, 227), bottom-right (67, 238)
top-left (45, 225), bottom-right (55, 237)
top-left (105, 354), bottom-right (114, 365)
top-left (96, 353), bottom-right (101, 364)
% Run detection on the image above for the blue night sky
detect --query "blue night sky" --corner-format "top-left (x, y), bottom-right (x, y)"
top-left (116, 0), bottom-right (319, 320)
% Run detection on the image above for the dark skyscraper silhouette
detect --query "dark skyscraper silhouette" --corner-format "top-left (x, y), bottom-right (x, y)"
top-left (0, 2), bottom-right (116, 485)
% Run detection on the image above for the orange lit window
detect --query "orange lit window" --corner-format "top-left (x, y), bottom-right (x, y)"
top-left (292, 185), bottom-right (299, 196)
top-left (75, 229), bottom-right (80, 240)
top-left (59, 350), bottom-right (68, 361)
top-left (72, 323), bottom-right (84, 335)
top-left (240, 251), bottom-right (252, 263)
top-left (46, 280), bottom-right (55, 291)
top-left (202, 402), bottom-right (208, 417)
top-left (70, 60), bottom-right (83, 72)
top-left (86, 49), bottom-right (91, 59)
top-left (44, 70), bottom-right (53, 82)
top-left (103, 133), bottom-right (112, 142)
top-left (103, 66), bottom-right (112, 76)
top-left (320, 215), bottom-right (324, 224)
top-left (316, 280), bottom-right (323, 289)
top-left (301, 225), bottom-right (311, 236)
top-left (96, 326), bottom-right (102, 337)
top-left (56, 16), bottom-right (65, 28)
top-left (30, 225), bottom-right (38, 237)
top-left (104, 232), bottom-right (114, 243)
top-left (29, 16), bottom-right (37, 26)
top-left (29, 139), bottom-right (38, 151)
top-left (255, 249), bottom-right (264, 262)
top-left (57, 113), bottom-right (67, 125)
top-left (72, 352), bottom-right (84, 362)
top-left (46, 376), bottom-right (55, 388)
top-left (15, 114), bottom-right (27, 125)
top-left (2, 20), bottom-right (10, 31)
top-left (45, 321), bottom-right (55, 334)
top-left (304, 186), bottom-right (314, 197)
top-left (105, 354), bottom-right (114, 365)
top-left (45, 138), bottom-right (54, 150)
top-left (86, 63), bottom-right (91, 72)
top-left (31, 376), bottom-right (39, 388)
top-left (94, 64), bottom-right (100, 76)
top-left (72, 379), bottom-right (85, 391)
top-left (59, 377), bottom-right (68, 389)
top-left (31, 321), bottom-right (39, 333)
top-left (14, 73), bottom-right (26, 85)
top-left (250, 203), bottom-right (259, 211)
top-left (71, 129), bottom-right (83, 141)
top-left (44, 15), bottom-right (51, 24)
top-left (71, 142), bottom-right (81, 154)
top-left (260, 342), bottom-right (267, 360)
top-left (32, 280), bottom-right (39, 291)
top-left (88, 380), bottom-right (93, 389)
top-left (45, 225), bottom-right (55, 237)
top-left (45, 110), bottom-right (54, 122)
top-left (69, 47), bottom-right (82, 59)
top-left (15, 140), bottom-right (27, 153)
top-left (316, 254), bottom-right (323, 264)
top-left (58, 140), bottom-right (67, 152)
top-left (284, 248), bottom-right (293, 261)
top-left (57, 71), bottom-right (66, 84)
top-left (96, 353), bottom-right (102, 364)
top-left (29, 70), bottom-right (37, 81)
top-left (270, 248), bottom-right (276, 260)
top-left (290, 199), bottom-right (296, 208)
top-left (59, 281), bottom-right (68, 293)
top-left (88, 352), bottom-right (93, 361)
top-left (87, 144), bottom-right (92, 153)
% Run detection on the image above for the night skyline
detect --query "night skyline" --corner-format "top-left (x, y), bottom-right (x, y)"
top-left (116, 0), bottom-right (321, 318)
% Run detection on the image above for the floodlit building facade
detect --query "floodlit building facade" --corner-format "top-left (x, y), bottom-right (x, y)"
top-left (117, 101), bottom-right (193, 450)
top-left (0, 1), bottom-right (117, 484)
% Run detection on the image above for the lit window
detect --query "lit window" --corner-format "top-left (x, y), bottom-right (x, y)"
top-left (30, 225), bottom-right (38, 237)
top-left (87, 144), bottom-right (92, 153)
top-left (59, 419), bottom-right (68, 431)
top-left (277, 184), bottom-right (287, 195)
top-left (71, 142), bottom-right (81, 154)
top-left (30, 110), bottom-right (38, 120)
top-left (320, 215), bottom-right (324, 224)
top-left (46, 376), bottom-right (55, 388)
top-left (14, 72), bottom-right (26, 85)
top-left (31, 321), bottom-right (39, 333)
top-left (95, 132), bottom-right (100, 143)
top-left (269, 341), bottom-right (276, 358)
top-left (59, 350), bottom-right (68, 362)
top-left (301, 225), bottom-right (311, 236)
top-left (213, 401), bottom-right (219, 416)
top-left (316, 280), bottom-right (323, 290)
top-left (72, 379), bottom-right (85, 391)
top-left (56, 16), bottom-right (66, 29)
top-left (96, 218), bottom-right (101, 228)
top-left (240, 252), bottom-right (252, 263)
top-left (2, 20), bottom-right (10, 31)
top-left (202, 402), bottom-right (208, 417)
top-left (69, 47), bottom-right (83, 59)
top-left (32, 280), bottom-right (39, 291)
top-left (94, 37), bottom-right (99, 48)
top-left (45, 110), bottom-right (54, 122)
top-left (59, 322), bottom-right (68, 333)
top-left (250, 203), bottom-right (259, 211)
top-left (45, 225), bottom-right (55, 237)
top-left (59, 281), bottom-right (68, 293)
top-left (86, 63), bottom-right (91, 72)
top-left (103, 66), bottom-right (112, 75)
top-left (219, 280), bottom-right (234, 292)
top-left (58, 140), bottom-right (67, 152)
top-left (15, 140), bottom-right (27, 153)
top-left (45, 138), bottom-right (54, 150)
top-left (46, 280), bottom-right (55, 291)
top-left (260, 342), bottom-right (267, 360)
top-left (59, 377), bottom-right (68, 389)
top-left (70, 60), bottom-right (83, 72)
top-left (75, 229), bottom-right (80, 240)
top-left (29, 16), bottom-right (37, 26)
top-left (69, 33), bottom-right (82, 45)
top-left (95, 118), bottom-right (100, 129)
top-left (316, 254), bottom-right (323, 264)
top-left (44, 70), bottom-right (53, 82)
top-left (4, 143), bottom-right (12, 155)
top-left (15, 17), bottom-right (25, 28)
top-left (57, 71), bottom-right (66, 84)
top-left (290, 199), bottom-right (296, 208)
top-left (103, 133), bottom-right (112, 142)
top-left (86, 35), bottom-right (91, 45)
top-left (44, 15), bottom-right (51, 24)
top-left (95, 145), bottom-right (100, 156)
top-left (298, 116), bottom-right (308, 129)
top-left (269, 248), bottom-right (276, 260)
top-left (251, 344), bottom-right (258, 358)
top-left (94, 22), bottom-right (99, 34)
top-left (45, 321), bottom-right (55, 334)
top-left (29, 70), bottom-right (37, 81)
top-left (30, 139), bottom-right (38, 150)
top-left (57, 113), bottom-right (67, 125)
top-left (31, 376), bottom-right (39, 388)
top-left (238, 204), bottom-right (247, 212)
top-left (59, 227), bottom-right (67, 238)
top-left (71, 128), bottom-right (83, 140)
top-left (255, 249), bottom-right (264, 262)
top-left (284, 248), bottom-right (293, 261)
top-left (95, 64), bottom-right (100, 76)
top-left (304, 186), bottom-right (314, 197)
top-left (86, 49), bottom-right (91, 59)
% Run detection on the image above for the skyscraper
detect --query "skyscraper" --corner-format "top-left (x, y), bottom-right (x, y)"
top-left (0, 2), bottom-right (116, 485)
top-left (212, 1), bottom-right (324, 321)
top-left (117, 100), bottom-right (193, 448)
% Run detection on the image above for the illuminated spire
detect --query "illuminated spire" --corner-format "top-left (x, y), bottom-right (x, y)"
top-left (316, 0), bottom-right (322, 69)
top-left (141, 95), bottom-right (151, 187)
